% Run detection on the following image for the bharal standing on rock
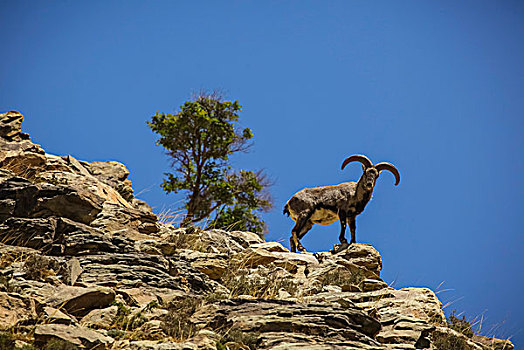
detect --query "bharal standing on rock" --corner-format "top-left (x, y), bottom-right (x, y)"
top-left (283, 154), bottom-right (400, 253)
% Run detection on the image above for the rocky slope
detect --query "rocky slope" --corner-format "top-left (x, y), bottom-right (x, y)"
top-left (0, 111), bottom-right (514, 350)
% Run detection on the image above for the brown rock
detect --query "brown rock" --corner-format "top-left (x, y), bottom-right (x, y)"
top-left (472, 334), bottom-right (514, 350)
top-left (87, 160), bottom-right (136, 201)
top-left (338, 243), bottom-right (383, 276)
top-left (41, 306), bottom-right (75, 325)
top-left (34, 323), bottom-right (114, 349)
top-left (0, 175), bottom-right (103, 225)
top-left (0, 111), bottom-right (27, 141)
top-left (0, 292), bottom-right (36, 329)
top-left (45, 285), bottom-right (115, 316)
top-left (0, 111), bottom-right (47, 178)
top-left (64, 258), bottom-right (82, 286)
top-left (192, 298), bottom-right (382, 349)
top-left (80, 305), bottom-right (118, 329)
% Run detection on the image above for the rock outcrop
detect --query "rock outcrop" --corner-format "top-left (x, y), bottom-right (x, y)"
top-left (0, 111), bottom-right (514, 350)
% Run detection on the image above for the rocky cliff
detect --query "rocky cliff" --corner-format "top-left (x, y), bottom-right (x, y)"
top-left (0, 111), bottom-right (514, 350)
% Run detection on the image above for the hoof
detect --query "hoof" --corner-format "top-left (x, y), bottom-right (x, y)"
top-left (330, 242), bottom-right (350, 254)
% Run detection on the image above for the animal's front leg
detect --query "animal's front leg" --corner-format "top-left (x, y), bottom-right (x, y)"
top-left (289, 237), bottom-right (297, 253)
top-left (338, 211), bottom-right (348, 244)
top-left (349, 216), bottom-right (356, 244)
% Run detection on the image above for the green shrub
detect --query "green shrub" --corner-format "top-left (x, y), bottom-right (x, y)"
top-left (43, 340), bottom-right (79, 350)
top-left (321, 268), bottom-right (365, 290)
top-left (220, 329), bottom-right (259, 350)
top-left (111, 301), bottom-right (148, 332)
top-left (161, 297), bottom-right (202, 341)
top-left (0, 332), bottom-right (15, 350)
top-left (432, 330), bottom-right (471, 350)
top-left (23, 255), bottom-right (61, 281)
top-left (220, 263), bottom-right (297, 299)
top-left (18, 345), bottom-right (38, 350)
top-left (106, 329), bottom-right (125, 339)
top-left (447, 310), bottom-right (474, 338)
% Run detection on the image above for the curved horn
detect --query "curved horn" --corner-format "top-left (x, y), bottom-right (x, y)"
top-left (341, 154), bottom-right (373, 170)
top-left (374, 162), bottom-right (400, 186)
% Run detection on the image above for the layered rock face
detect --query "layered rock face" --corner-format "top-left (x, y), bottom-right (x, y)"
top-left (0, 111), bottom-right (514, 350)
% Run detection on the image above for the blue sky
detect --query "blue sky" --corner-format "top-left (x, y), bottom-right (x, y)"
top-left (1, 0), bottom-right (523, 345)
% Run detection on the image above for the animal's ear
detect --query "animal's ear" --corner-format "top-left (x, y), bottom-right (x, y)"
top-left (361, 165), bottom-right (366, 172)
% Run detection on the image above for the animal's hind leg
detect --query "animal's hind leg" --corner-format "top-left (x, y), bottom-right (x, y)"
top-left (296, 220), bottom-right (313, 252)
top-left (290, 212), bottom-right (312, 253)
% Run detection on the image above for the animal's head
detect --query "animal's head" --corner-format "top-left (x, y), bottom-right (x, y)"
top-left (341, 154), bottom-right (400, 191)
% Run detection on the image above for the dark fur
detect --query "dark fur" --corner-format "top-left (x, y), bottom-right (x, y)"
top-left (284, 157), bottom-right (399, 253)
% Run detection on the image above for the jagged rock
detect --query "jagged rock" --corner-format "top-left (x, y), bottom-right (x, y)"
top-left (76, 253), bottom-right (200, 291)
top-left (0, 175), bottom-right (103, 224)
top-left (375, 287), bottom-right (446, 325)
top-left (431, 326), bottom-right (486, 350)
top-left (41, 306), bottom-right (76, 325)
top-left (340, 287), bottom-right (446, 349)
top-left (337, 244), bottom-right (383, 276)
top-left (91, 202), bottom-right (159, 239)
top-left (0, 217), bottom-right (58, 251)
top-left (64, 258), bottom-right (82, 285)
top-left (87, 160), bottom-right (135, 201)
top-left (178, 250), bottom-right (229, 280)
top-left (57, 218), bottom-right (123, 255)
top-left (192, 298), bottom-right (382, 349)
top-left (0, 292), bottom-right (37, 329)
top-left (36, 170), bottom-right (131, 209)
top-left (0, 111), bottom-right (46, 178)
top-left (34, 323), bottom-right (114, 349)
top-left (41, 154), bottom-right (137, 211)
top-left (134, 320), bottom-right (166, 340)
top-left (307, 260), bottom-right (379, 294)
top-left (237, 242), bottom-right (319, 271)
top-left (228, 230), bottom-right (265, 245)
top-left (135, 239), bottom-right (176, 256)
top-left (80, 305), bottom-right (118, 329)
top-left (166, 228), bottom-right (263, 255)
top-left (44, 285), bottom-right (115, 316)
top-left (115, 340), bottom-right (200, 350)
top-left (0, 111), bottom-right (28, 141)
top-left (0, 216), bottom-right (129, 255)
top-left (472, 334), bottom-right (514, 350)
top-left (118, 287), bottom-right (166, 308)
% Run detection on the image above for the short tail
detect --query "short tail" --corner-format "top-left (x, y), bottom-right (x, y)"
top-left (283, 203), bottom-right (290, 216)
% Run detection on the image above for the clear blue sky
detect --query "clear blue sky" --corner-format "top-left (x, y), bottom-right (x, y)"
top-left (1, 0), bottom-right (523, 345)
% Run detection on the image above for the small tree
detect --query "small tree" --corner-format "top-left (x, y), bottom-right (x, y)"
top-left (148, 92), bottom-right (271, 234)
